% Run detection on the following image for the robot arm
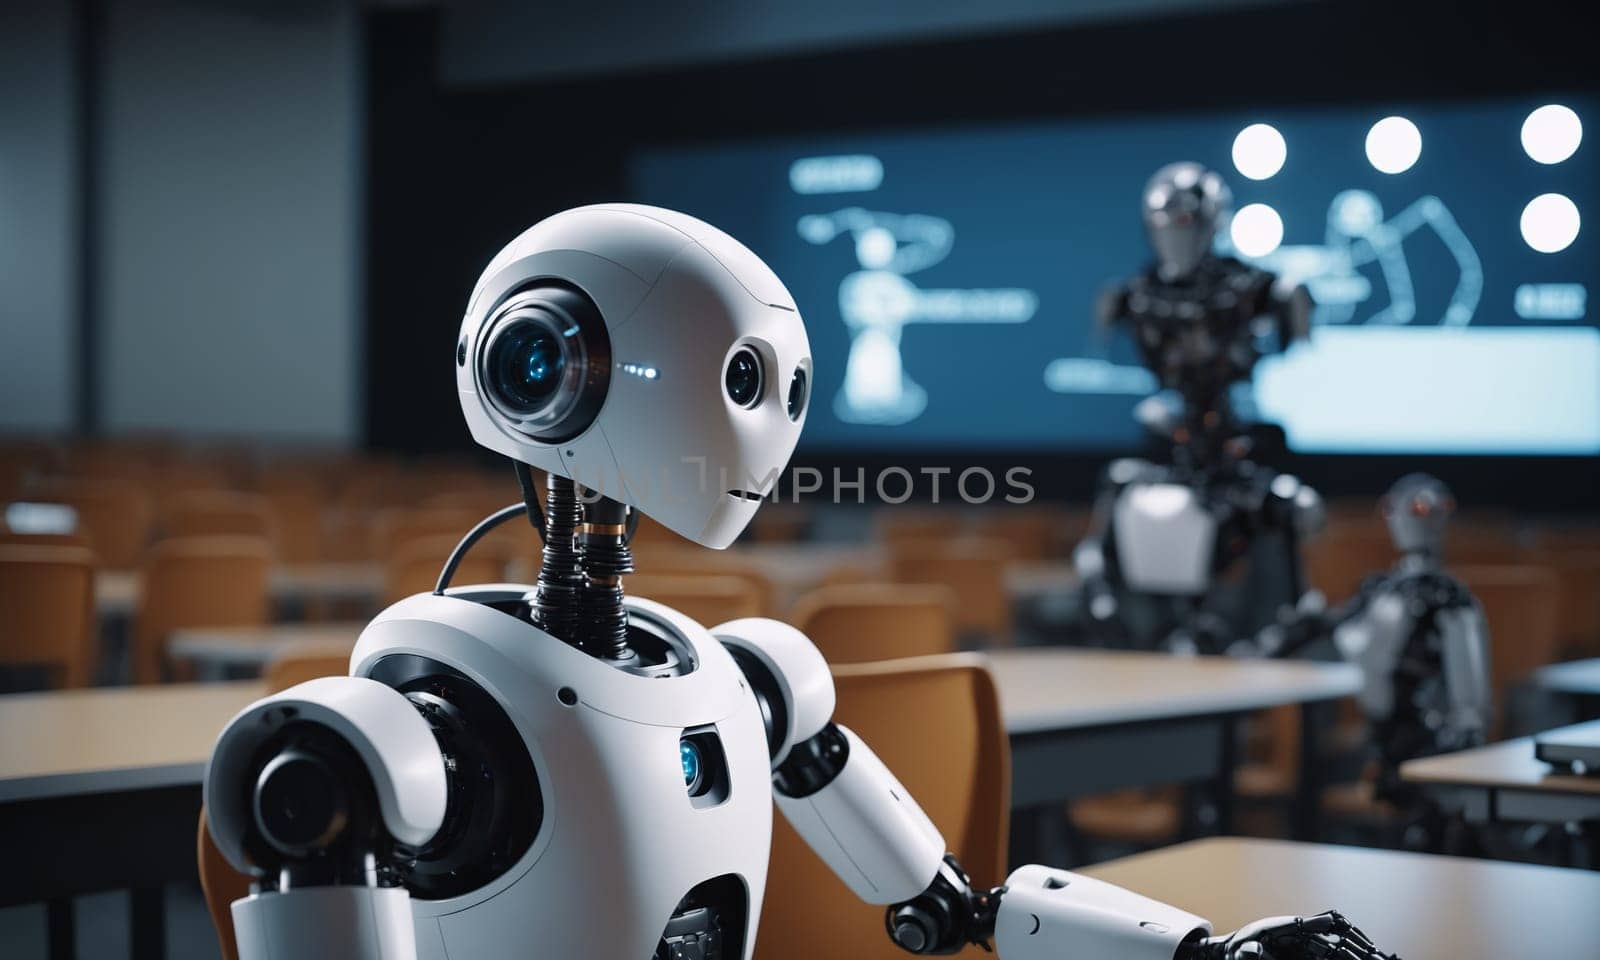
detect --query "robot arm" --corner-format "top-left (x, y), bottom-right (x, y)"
top-left (717, 618), bottom-right (1396, 959)
top-left (203, 677), bottom-right (449, 960)
top-left (1386, 196), bottom-right (1482, 327)
top-left (1270, 281), bottom-right (1315, 346)
top-left (796, 207), bottom-right (954, 273)
top-left (1437, 599), bottom-right (1493, 744)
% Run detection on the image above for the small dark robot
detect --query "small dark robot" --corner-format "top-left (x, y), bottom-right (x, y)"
top-left (1262, 474), bottom-right (1491, 845)
top-left (1074, 163), bottom-right (1320, 653)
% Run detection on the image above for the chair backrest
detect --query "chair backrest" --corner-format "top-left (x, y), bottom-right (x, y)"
top-left (199, 652), bottom-right (350, 960)
top-left (383, 533), bottom-right (509, 606)
top-left (376, 507), bottom-right (482, 557)
top-left (31, 480), bottom-right (154, 569)
top-left (979, 505), bottom-right (1081, 562)
top-left (888, 536), bottom-right (1016, 642)
top-left (163, 492), bottom-right (277, 545)
top-left (789, 583), bottom-right (957, 663)
top-left (632, 546), bottom-right (777, 616)
top-left (133, 536), bottom-right (272, 684)
top-left (758, 654), bottom-right (1009, 960)
top-left (258, 488), bottom-right (324, 564)
top-left (625, 574), bottom-right (763, 627)
top-left (0, 544), bottom-right (97, 688)
top-left (1454, 563), bottom-right (1563, 734)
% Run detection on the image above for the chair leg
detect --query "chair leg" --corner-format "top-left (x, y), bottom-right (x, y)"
top-left (131, 886), bottom-right (166, 960)
top-left (47, 898), bottom-right (75, 960)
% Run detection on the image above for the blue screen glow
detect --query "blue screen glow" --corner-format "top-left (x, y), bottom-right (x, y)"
top-left (630, 97), bottom-right (1598, 455)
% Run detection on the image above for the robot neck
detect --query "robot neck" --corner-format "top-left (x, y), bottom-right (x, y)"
top-left (1396, 549), bottom-right (1438, 575)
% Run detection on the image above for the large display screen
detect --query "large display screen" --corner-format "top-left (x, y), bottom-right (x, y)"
top-left (630, 98), bottom-right (1597, 454)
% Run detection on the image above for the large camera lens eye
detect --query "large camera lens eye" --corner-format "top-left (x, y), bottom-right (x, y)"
top-left (489, 321), bottom-right (567, 413)
top-left (475, 283), bottom-right (610, 443)
top-left (725, 347), bottom-right (763, 408)
top-left (787, 367), bottom-right (808, 421)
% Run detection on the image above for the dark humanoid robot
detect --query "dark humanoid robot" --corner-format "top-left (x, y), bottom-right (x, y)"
top-left (1262, 474), bottom-right (1491, 846)
top-left (1073, 163), bottom-right (1320, 653)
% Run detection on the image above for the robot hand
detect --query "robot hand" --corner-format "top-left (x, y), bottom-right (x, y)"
top-left (1179, 911), bottom-right (1397, 960)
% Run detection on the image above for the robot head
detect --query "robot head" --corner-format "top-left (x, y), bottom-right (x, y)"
top-left (1143, 162), bottom-right (1232, 280)
top-left (1380, 473), bottom-right (1455, 558)
top-left (457, 204), bottom-right (812, 549)
top-left (855, 226), bottom-right (898, 270)
top-left (1328, 190), bottom-right (1383, 240)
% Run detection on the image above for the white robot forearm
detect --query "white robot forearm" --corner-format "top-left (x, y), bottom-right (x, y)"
top-left (718, 617), bottom-right (1210, 958)
top-left (1438, 602), bottom-right (1492, 737)
top-left (772, 719), bottom-right (1211, 958)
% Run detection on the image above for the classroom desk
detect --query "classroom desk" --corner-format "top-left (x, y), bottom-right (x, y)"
top-left (168, 623), bottom-right (364, 679)
top-left (986, 649), bottom-right (1360, 855)
top-left (1400, 719), bottom-right (1600, 827)
top-left (1081, 836), bottom-right (1600, 958)
top-left (1, 649), bottom-right (1353, 958)
top-left (1537, 657), bottom-right (1600, 695)
top-left (0, 682), bottom-right (266, 960)
top-left (1536, 657), bottom-right (1600, 719)
top-left (95, 563), bottom-right (385, 617)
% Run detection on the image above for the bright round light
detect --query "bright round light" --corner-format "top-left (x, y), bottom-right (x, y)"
top-left (1365, 116), bottom-right (1422, 174)
top-left (1230, 203), bottom-right (1284, 257)
top-left (1520, 193), bottom-right (1581, 253)
top-left (1231, 123), bottom-right (1287, 180)
top-left (1521, 104), bottom-right (1582, 164)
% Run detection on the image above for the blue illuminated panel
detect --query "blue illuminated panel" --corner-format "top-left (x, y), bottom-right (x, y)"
top-left (631, 97), bottom-right (1597, 455)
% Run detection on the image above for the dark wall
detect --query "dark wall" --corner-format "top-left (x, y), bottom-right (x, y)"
top-left (364, 0), bottom-right (1600, 509)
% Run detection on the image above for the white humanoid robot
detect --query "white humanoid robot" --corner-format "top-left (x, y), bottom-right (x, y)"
top-left (1263, 474), bottom-right (1491, 841)
top-left (203, 204), bottom-right (1394, 960)
top-left (1075, 163), bottom-right (1322, 653)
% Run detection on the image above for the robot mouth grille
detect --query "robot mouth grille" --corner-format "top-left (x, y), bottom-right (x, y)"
top-left (726, 490), bottom-right (765, 502)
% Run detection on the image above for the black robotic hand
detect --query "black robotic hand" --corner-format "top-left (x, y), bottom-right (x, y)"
top-left (1179, 911), bottom-right (1399, 960)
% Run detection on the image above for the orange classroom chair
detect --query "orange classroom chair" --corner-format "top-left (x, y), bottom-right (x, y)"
top-left (132, 536), bottom-right (271, 684)
top-left (758, 654), bottom-right (1008, 960)
top-left (0, 544), bottom-right (98, 688)
top-left (789, 583), bottom-right (957, 663)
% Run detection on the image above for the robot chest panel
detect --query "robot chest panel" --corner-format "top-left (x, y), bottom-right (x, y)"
top-left (420, 663), bottom-right (776, 960)
top-left (1111, 482), bottom-right (1218, 595)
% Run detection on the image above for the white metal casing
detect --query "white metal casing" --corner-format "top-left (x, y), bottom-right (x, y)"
top-left (1333, 590), bottom-right (1412, 720)
top-left (1437, 602), bottom-right (1493, 736)
top-left (995, 865), bottom-right (1209, 960)
top-left (1112, 482), bottom-right (1217, 595)
top-left (457, 204), bottom-right (812, 549)
top-left (349, 587), bottom-right (773, 960)
top-left (714, 616), bottom-right (835, 766)
top-left (205, 676), bottom-right (449, 870)
top-left (231, 886), bottom-right (416, 960)
top-left (771, 725), bottom-right (946, 905)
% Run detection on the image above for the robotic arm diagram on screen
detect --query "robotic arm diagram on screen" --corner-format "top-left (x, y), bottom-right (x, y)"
top-left (631, 96), bottom-right (1597, 455)
top-left (1244, 190), bottom-right (1482, 327)
top-left (796, 207), bottom-right (1038, 426)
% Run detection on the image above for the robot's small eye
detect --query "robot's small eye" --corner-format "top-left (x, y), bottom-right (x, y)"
top-left (725, 347), bottom-right (763, 408)
top-left (680, 740), bottom-right (703, 791)
top-left (786, 367), bottom-right (808, 421)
